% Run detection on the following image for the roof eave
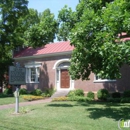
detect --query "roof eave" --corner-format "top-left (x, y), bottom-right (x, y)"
top-left (14, 51), bottom-right (72, 60)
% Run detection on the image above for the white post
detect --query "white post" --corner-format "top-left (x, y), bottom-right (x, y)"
top-left (15, 85), bottom-right (19, 113)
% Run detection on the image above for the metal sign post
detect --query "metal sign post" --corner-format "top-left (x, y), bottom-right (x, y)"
top-left (9, 62), bottom-right (26, 114)
top-left (14, 85), bottom-right (20, 113)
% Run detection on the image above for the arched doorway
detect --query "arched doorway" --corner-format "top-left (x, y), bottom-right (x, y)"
top-left (53, 59), bottom-right (74, 90)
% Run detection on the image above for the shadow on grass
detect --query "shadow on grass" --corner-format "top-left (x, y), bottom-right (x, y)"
top-left (47, 101), bottom-right (130, 121)
top-left (47, 103), bottom-right (74, 107)
top-left (85, 101), bottom-right (130, 121)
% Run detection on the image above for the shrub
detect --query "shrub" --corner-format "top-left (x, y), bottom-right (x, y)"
top-left (67, 91), bottom-right (75, 97)
top-left (22, 95), bottom-right (44, 101)
top-left (41, 93), bottom-right (50, 97)
top-left (45, 87), bottom-right (55, 97)
top-left (52, 96), bottom-right (93, 102)
top-left (107, 97), bottom-right (121, 103)
top-left (67, 89), bottom-right (84, 97)
top-left (19, 88), bottom-right (27, 95)
top-left (75, 89), bottom-right (84, 96)
top-left (0, 93), bottom-right (13, 98)
top-left (97, 89), bottom-right (109, 100)
top-left (87, 91), bottom-right (95, 99)
top-left (112, 92), bottom-right (121, 98)
top-left (68, 96), bottom-right (92, 102)
top-left (3, 88), bottom-right (13, 95)
top-left (31, 89), bottom-right (42, 96)
top-left (52, 96), bottom-right (68, 101)
top-left (0, 93), bottom-right (6, 98)
top-left (123, 90), bottom-right (130, 98)
top-left (121, 97), bottom-right (130, 103)
top-left (41, 93), bottom-right (46, 97)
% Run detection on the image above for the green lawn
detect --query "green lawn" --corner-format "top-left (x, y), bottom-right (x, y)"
top-left (0, 96), bottom-right (25, 105)
top-left (0, 101), bottom-right (130, 130)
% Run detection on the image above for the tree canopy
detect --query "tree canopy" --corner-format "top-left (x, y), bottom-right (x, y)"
top-left (0, 0), bottom-right (58, 87)
top-left (24, 8), bottom-right (58, 48)
top-left (1, 0), bottom-right (130, 86)
top-left (0, 0), bottom-right (29, 87)
top-left (67, 0), bottom-right (130, 80)
top-left (57, 5), bottom-right (77, 41)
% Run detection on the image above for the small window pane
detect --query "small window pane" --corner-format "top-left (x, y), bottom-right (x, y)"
top-left (95, 75), bottom-right (116, 82)
top-left (26, 68), bottom-right (29, 83)
top-left (37, 67), bottom-right (40, 82)
top-left (57, 69), bottom-right (59, 81)
top-left (31, 68), bottom-right (36, 82)
top-left (58, 62), bottom-right (70, 68)
top-left (37, 67), bottom-right (40, 73)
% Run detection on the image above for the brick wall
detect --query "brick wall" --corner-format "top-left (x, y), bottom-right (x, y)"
top-left (15, 55), bottom-right (130, 93)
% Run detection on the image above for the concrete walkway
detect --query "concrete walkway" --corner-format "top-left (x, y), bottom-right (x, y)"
top-left (0, 98), bottom-right (52, 110)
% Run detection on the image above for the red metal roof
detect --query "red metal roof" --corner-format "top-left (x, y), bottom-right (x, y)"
top-left (14, 41), bottom-right (74, 58)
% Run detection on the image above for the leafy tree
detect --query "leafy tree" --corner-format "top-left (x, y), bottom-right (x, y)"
top-left (68, 0), bottom-right (130, 80)
top-left (57, 5), bottom-right (77, 41)
top-left (0, 1), bottom-right (58, 88)
top-left (0, 0), bottom-right (29, 88)
top-left (24, 8), bottom-right (58, 48)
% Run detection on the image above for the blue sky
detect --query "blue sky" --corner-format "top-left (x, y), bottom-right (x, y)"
top-left (28, 0), bottom-right (79, 17)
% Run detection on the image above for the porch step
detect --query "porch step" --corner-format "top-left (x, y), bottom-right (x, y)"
top-left (51, 90), bottom-right (70, 99)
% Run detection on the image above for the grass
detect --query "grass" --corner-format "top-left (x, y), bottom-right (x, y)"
top-left (0, 101), bottom-right (130, 130)
top-left (0, 96), bottom-right (25, 105)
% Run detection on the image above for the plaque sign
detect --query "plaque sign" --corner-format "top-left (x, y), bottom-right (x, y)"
top-left (9, 66), bottom-right (26, 85)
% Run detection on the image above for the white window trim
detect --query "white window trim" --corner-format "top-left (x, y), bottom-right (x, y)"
top-left (53, 59), bottom-right (70, 69)
top-left (93, 75), bottom-right (116, 83)
top-left (25, 62), bottom-right (42, 68)
top-left (25, 62), bottom-right (41, 83)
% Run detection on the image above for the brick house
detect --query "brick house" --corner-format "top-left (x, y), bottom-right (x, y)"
top-left (14, 41), bottom-right (130, 93)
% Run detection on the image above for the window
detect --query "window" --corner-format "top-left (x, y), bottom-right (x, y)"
top-left (30, 68), bottom-right (36, 82)
top-left (94, 75), bottom-right (116, 82)
top-left (26, 67), bottom-right (40, 83)
top-left (25, 62), bottom-right (41, 83)
top-left (58, 62), bottom-right (70, 68)
top-left (56, 69), bottom-right (59, 81)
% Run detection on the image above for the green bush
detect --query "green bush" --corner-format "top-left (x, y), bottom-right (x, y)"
top-left (68, 96), bottom-right (92, 102)
top-left (19, 88), bottom-right (27, 95)
top-left (87, 91), bottom-right (95, 99)
top-left (123, 90), bottom-right (130, 98)
top-left (67, 91), bottom-right (75, 97)
top-left (111, 92), bottom-right (121, 98)
top-left (75, 89), bottom-right (84, 96)
top-left (41, 93), bottom-right (46, 97)
top-left (3, 88), bottom-right (13, 95)
top-left (121, 97), bottom-right (130, 103)
top-left (107, 97), bottom-right (121, 103)
top-left (107, 97), bottom-right (130, 103)
top-left (67, 89), bottom-right (84, 97)
top-left (97, 89), bottom-right (109, 100)
top-left (0, 93), bottom-right (13, 98)
top-left (31, 89), bottom-right (42, 96)
top-left (45, 87), bottom-right (55, 97)
top-left (41, 93), bottom-right (50, 97)
top-left (52, 96), bottom-right (68, 101)
top-left (52, 96), bottom-right (93, 102)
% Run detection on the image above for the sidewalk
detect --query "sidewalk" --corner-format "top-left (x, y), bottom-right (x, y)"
top-left (0, 98), bottom-right (52, 110)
